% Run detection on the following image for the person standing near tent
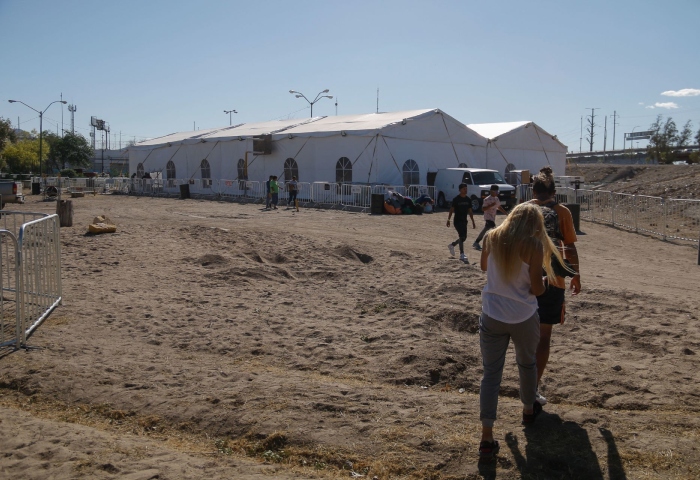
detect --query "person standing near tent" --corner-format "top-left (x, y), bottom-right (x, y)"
top-left (265, 175), bottom-right (273, 209)
top-left (478, 202), bottom-right (563, 458)
top-left (529, 166), bottom-right (581, 406)
top-left (446, 183), bottom-right (476, 263)
top-left (473, 185), bottom-right (507, 251)
top-left (287, 176), bottom-right (298, 210)
top-left (270, 176), bottom-right (280, 210)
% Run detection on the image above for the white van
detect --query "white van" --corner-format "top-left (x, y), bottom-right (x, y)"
top-left (434, 168), bottom-right (516, 212)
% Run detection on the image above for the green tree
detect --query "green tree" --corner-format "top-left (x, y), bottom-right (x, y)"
top-left (45, 132), bottom-right (93, 173)
top-left (2, 138), bottom-right (42, 173)
top-left (677, 120), bottom-right (693, 147)
top-left (695, 127), bottom-right (700, 146)
top-left (0, 117), bottom-right (17, 152)
top-left (647, 115), bottom-right (679, 164)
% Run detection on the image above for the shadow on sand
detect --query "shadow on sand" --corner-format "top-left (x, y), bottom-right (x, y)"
top-left (477, 411), bottom-right (627, 479)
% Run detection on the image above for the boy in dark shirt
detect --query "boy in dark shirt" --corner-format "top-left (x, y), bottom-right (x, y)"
top-left (446, 183), bottom-right (476, 263)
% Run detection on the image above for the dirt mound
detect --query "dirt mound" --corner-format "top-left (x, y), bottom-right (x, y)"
top-left (566, 164), bottom-right (700, 198)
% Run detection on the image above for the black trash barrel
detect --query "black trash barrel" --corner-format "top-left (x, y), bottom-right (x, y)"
top-left (370, 193), bottom-right (384, 215)
top-left (179, 183), bottom-right (190, 199)
top-left (563, 203), bottom-right (581, 232)
top-left (32, 182), bottom-right (41, 195)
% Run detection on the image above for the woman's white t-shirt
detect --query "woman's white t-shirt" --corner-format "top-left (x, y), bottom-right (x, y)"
top-left (481, 254), bottom-right (538, 324)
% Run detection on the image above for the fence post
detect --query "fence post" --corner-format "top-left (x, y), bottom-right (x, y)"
top-left (611, 192), bottom-right (615, 226)
top-left (634, 195), bottom-right (638, 233)
top-left (662, 198), bottom-right (667, 241)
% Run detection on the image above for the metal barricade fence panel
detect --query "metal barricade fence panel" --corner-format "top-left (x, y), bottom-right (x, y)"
top-left (162, 178), bottom-right (180, 195)
top-left (0, 230), bottom-right (20, 348)
top-left (339, 184), bottom-right (372, 209)
top-left (666, 198), bottom-right (700, 242)
top-left (407, 185), bottom-right (435, 201)
top-left (18, 214), bottom-right (62, 345)
top-left (575, 189), bottom-right (594, 221)
top-left (287, 182), bottom-right (310, 204)
top-left (311, 182), bottom-right (342, 205)
top-left (590, 190), bottom-right (613, 225)
top-left (635, 195), bottom-right (664, 237)
top-left (611, 193), bottom-right (636, 231)
top-left (219, 178), bottom-right (243, 198)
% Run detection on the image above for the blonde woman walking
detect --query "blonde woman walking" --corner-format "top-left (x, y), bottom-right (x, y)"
top-left (477, 202), bottom-right (567, 459)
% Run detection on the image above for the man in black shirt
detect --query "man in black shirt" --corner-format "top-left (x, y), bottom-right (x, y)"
top-left (446, 183), bottom-right (476, 263)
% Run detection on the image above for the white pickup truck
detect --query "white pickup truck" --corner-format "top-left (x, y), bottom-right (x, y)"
top-left (0, 181), bottom-right (25, 208)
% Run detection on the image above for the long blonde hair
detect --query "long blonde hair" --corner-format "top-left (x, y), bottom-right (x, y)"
top-left (484, 202), bottom-right (565, 283)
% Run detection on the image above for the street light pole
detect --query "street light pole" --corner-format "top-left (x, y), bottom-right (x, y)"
top-left (224, 109), bottom-right (237, 126)
top-left (289, 89), bottom-right (333, 118)
top-left (8, 99), bottom-right (67, 176)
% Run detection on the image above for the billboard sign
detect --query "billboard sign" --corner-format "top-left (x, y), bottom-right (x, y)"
top-left (625, 130), bottom-right (655, 140)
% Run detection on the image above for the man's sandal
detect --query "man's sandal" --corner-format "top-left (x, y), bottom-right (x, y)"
top-left (478, 440), bottom-right (500, 459)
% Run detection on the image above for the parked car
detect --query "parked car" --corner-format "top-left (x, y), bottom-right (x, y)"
top-left (434, 168), bottom-right (516, 212)
top-left (0, 181), bottom-right (25, 209)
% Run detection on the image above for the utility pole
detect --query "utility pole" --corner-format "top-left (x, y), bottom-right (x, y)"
top-left (603, 116), bottom-right (608, 161)
top-left (611, 111), bottom-right (619, 151)
top-left (586, 108), bottom-right (598, 152)
top-left (68, 104), bottom-right (76, 134)
top-left (60, 93), bottom-right (64, 137)
top-left (579, 116), bottom-right (583, 153)
top-left (335, 97), bottom-right (338, 116)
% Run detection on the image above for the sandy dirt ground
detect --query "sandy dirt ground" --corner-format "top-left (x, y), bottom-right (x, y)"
top-left (1, 189), bottom-right (699, 479)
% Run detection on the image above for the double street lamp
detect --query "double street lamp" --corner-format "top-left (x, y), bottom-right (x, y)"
top-left (224, 109), bottom-right (237, 126)
top-left (289, 89), bottom-right (333, 118)
top-left (8, 99), bottom-right (67, 176)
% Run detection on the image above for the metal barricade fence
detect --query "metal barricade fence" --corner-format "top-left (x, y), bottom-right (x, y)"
top-left (632, 195), bottom-right (664, 236)
top-left (666, 198), bottom-right (700, 242)
top-left (407, 185), bottom-right (435, 200)
top-left (0, 212), bottom-right (60, 349)
top-left (0, 230), bottom-right (20, 348)
top-left (311, 182), bottom-right (342, 206)
top-left (611, 192), bottom-right (637, 231)
top-left (290, 181), bottom-right (311, 204)
top-left (219, 178), bottom-right (244, 198)
top-left (18, 214), bottom-right (62, 346)
top-left (339, 184), bottom-right (372, 209)
top-left (530, 186), bottom-right (699, 244)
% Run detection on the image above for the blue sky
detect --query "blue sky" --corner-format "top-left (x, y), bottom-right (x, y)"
top-left (1, 0), bottom-right (699, 152)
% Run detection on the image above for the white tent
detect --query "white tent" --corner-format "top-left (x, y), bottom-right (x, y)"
top-left (128, 110), bottom-right (567, 187)
top-left (467, 121), bottom-right (568, 177)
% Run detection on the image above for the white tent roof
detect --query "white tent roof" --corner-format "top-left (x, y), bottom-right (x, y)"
top-left (129, 109), bottom-right (486, 150)
top-left (466, 121), bottom-right (531, 140)
top-left (468, 121), bottom-right (567, 151)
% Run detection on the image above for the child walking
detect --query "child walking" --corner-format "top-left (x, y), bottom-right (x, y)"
top-left (477, 202), bottom-right (565, 459)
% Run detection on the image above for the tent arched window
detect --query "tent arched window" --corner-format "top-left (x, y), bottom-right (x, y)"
top-left (237, 158), bottom-right (248, 180)
top-left (505, 163), bottom-right (516, 174)
top-left (166, 161), bottom-right (176, 187)
top-left (458, 162), bottom-right (468, 168)
top-left (336, 157), bottom-right (352, 184)
top-left (403, 159), bottom-right (419, 186)
top-left (284, 158), bottom-right (299, 183)
top-left (200, 159), bottom-right (212, 188)
top-left (136, 163), bottom-right (144, 179)
top-left (237, 158), bottom-right (248, 189)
